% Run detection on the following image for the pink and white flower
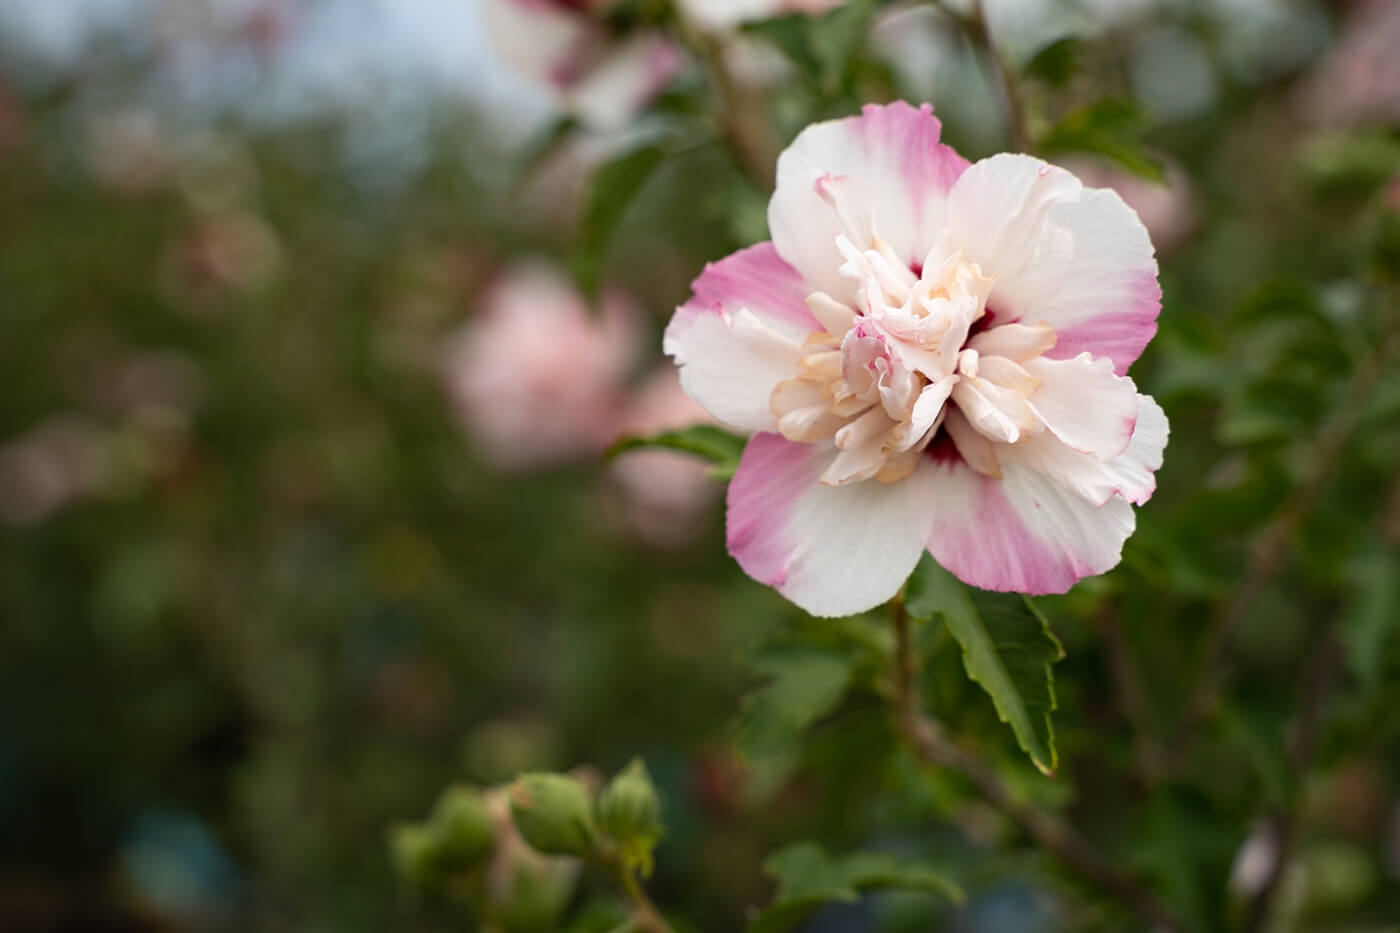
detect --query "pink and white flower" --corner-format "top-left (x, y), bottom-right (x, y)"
top-left (665, 102), bottom-right (1167, 616)
top-left (445, 264), bottom-right (638, 469)
top-left (482, 0), bottom-right (683, 130)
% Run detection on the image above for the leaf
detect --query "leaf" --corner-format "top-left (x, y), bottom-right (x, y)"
top-left (739, 648), bottom-right (855, 759)
top-left (904, 556), bottom-right (1064, 775)
top-left (1340, 549), bottom-right (1400, 693)
top-left (748, 842), bottom-right (963, 933)
top-left (1023, 37), bottom-right (1081, 87)
top-left (606, 424), bottom-right (746, 480)
top-left (571, 143), bottom-right (667, 298)
top-left (1038, 100), bottom-right (1165, 182)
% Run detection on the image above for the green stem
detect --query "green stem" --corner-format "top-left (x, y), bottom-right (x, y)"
top-left (609, 857), bottom-right (676, 933)
top-left (929, 0), bottom-right (1031, 152)
top-left (888, 595), bottom-right (1178, 929)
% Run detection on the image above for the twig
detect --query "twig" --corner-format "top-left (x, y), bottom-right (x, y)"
top-left (1092, 604), bottom-right (1168, 785)
top-left (1179, 315), bottom-right (1400, 748)
top-left (608, 856), bottom-right (676, 933)
top-left (672, 11), bottom-right (776, 191)
top-left (930, 0), bottom-right (1030, 152)
top-left (1242, 628), bottom-right (1341, 933)
top-left (889, 599), bottom-right (1180, 929)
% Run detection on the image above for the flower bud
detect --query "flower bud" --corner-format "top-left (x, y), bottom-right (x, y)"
top-left (598, 758), bottom-right (662, 844)
top-left (387, 822), bottom-right (440, 890)
top-left (430, 785), bottom-right (494, 868)
top-left (508, 773), bottom-right (597, 857)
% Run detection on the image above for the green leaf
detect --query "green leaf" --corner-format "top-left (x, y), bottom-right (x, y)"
top-left (606, 424), bottom-right (746, 480)
top-left (571, 144), bottom-right (667, 298)
top-left (739, 648), bottom-right (854, 759)
top-left (748, 842), bottom-right (963, 933)
top-left (1023, 36), bottom-right (1081, 87)
top-left (904, 556), bottom-right (1064, 775)
top-left (1340, 549), bottom-right (1400, 693)
top-left (1039, 100), bottom-right (1165, 181)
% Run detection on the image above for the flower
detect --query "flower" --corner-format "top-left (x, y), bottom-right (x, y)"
top-left (677, 0), bottom-right (846, 32)
top-left (444, 264), bottom-right (638, 469)
top-left (665, 102), bottom-right (1167, 616)
top-left (481, 0), bottom-right (683, 131)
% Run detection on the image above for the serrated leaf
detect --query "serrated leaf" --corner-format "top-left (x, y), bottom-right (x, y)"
top-left (739, 649), bottom-right (854, 759)
top-left (749, 842), bottom-right (962, 933)
top-left (572, 144), bottom-right (667, 298)
top-left (904, 556), bottom-right (1064, 775)
top-left (1039, 100), bottom-right (1165, 182)
top-left (606, 424), bottom-right (746, 480)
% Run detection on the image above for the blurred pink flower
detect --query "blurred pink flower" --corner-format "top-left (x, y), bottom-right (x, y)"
top-left (1058, 158), bottom-right (1196, 254)
top-left (1298, 0), bottom-right (1400, 128)
top-left (445, 265), bottom-right (639, 469)
top-left (610, 368), bottom-right (720, 546)
top-left (481, 0), bottom-right (683, 130)
top-left (666, 102), bottom-right (1167, 616)
top-left (0, 417), bottom-right (110, 526)
top-left (679, 0), bottom-right (846, 31)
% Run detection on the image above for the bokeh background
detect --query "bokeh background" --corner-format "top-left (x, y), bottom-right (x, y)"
top-left (2, 0), bottom-right (1399, 931)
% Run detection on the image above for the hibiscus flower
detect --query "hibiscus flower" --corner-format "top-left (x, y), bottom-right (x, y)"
top-left (665, 102), bottom-right (1167, 616)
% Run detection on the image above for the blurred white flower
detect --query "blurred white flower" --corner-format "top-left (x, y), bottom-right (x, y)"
top-left (677, 0), bottom-right (846, 32)
top-left (481, 0), bottom-right (682, 130)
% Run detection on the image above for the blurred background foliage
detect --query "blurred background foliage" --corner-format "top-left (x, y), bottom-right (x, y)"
top-left (1, 0), bottom-right (1399, 931)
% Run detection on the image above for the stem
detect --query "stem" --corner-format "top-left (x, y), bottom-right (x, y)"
top-left (672, 9), bottom-right (776, 191)
top-left (930, 0), bottom-right (1030, 151)
top-left (1092, 604), bottom-right (1167, 785)
top-left (1242, 628), bottom-right (1341, 933)
top-left (889, 598), bottom-right (1179, 929)
top-left (609, 857), bottom-right (676, 933)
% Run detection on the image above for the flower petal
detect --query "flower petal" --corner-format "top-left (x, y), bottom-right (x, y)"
top-left (768, 102), bottom-right (971, 303)
top-left (727, 433), bottom-right (940, 616)
top-left (926, 460), bottom-right (1136, 595)
top-left (1022, 354), bottom-right (1139, 459)
top-left (947, 154), bottom-right (1160, 374)
top-left (665, 243), bottom-right (819, 431)
top-left (1002, 394), bottom-right (1168, 506)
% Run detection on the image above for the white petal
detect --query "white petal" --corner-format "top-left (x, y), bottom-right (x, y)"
top-left (1001, 394), bottom-right (1167, 506)
top-left (666, 243), bottom-right (820, 431)
top-left (948, 154), bottom-right (1160, 374)
top-left (728, 433), bottom-right (940, 616)
top-left (1023, 354), bottom-right (1139, 459)
top-left (768, 102), bottom-right (970, 304)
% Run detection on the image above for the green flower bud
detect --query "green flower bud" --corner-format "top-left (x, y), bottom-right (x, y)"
top-left (598, 758), bottom-right (662, 844)
top-left (387, 821), bottom-right (440, 890)
top-left (430, 785), bottom-right (495, 868)
top-left (508, 772), bottom-right (597, 857)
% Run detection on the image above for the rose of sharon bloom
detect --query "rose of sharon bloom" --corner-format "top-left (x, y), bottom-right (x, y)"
top-left (481, 0), bottom-right (682, 131)
top-left (445, 265), bottom-right (638, 468)
top-left (678, 0), bottom-right (845, 32)
top-left (665, 102), bottom-right (1167, 616)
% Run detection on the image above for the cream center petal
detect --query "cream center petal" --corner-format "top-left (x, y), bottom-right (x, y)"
top-left (771, 192), bottom-right (1077, 486)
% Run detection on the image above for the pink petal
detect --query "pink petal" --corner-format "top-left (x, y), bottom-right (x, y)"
top-left (768, 102), bottom-right (971, 303)
top-left (665, 243), bottom-right (820, 431)
top-left (727, 433), bottom-right (941, 617)
top-left (1022, 354), bottom-right (1139, 459)
top-left (926, 461), bottom-right (1136, 595)
top-left (947, 154), bottom-right (1160, 374)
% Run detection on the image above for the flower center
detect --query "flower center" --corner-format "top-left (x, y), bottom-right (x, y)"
top-left (769, 209), bottom-right (1059, 486)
